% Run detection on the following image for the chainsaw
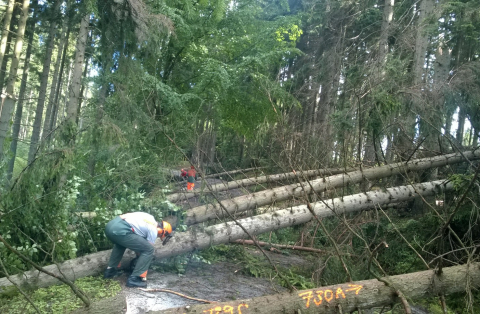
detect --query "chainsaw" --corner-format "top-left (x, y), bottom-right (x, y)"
top-left (162, 234), bottom-right (172, 246)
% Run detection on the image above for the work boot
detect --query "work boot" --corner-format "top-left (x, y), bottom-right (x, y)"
top-left (126, 276), bottom-right (147, 288)
top-left (103, 267), bottom-right (119, 279)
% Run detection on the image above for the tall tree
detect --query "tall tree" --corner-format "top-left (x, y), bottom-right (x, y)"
top-left (0, 0), bottom-right (29, 159)
top-left (65, 13), bottom-right (89, 131)
top-left (27, 0), bottom-right (62, 163)
top-left (43, 14), bottom-right (70, 141)
top-left (0, 0), bottom-right (19, 103)
top-left (0, 0), bottom-right (15, 89)
top-left (7, 0), bottom-right (39, 180)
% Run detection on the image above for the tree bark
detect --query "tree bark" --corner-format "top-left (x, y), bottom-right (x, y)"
top-left (378, 0), bottom-right (394, 70)
top-left (185, 151), bottom-right (479, 225)
top-left (0, 0), bottom-right (15, 80)
top-left (48, 24), bottom-right (71, 136)
top-left (6, 0), bottom-right (38, 181)
top-left (66, 13), bottom-right (89, 126)
top-left (413, 0), bottom-right (434, 88)
top-left (27, 0), bottom-right (61, 163)
top-left (0, 0), bottom-right (18, 96)
top-left (0, 0), bottom-right (29, 158)
top-left (167, 168), bottom-right (353, 202)
top-left (0, 180), bottom-right (451, 291)
top-left (203, 167), bottom-right (268, 179)
top-left (43, 3), bottom-right (70, 141)
top-left (156, 263), bottom-right (480, 314)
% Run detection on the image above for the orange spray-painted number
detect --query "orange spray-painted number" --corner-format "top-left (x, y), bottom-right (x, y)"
top-left (313, 290), bottom-right (323, 306)
top-left (299, 285), bottom-right (364, 308)
top-left (238, 303), bottom-right (248, 314)
top-left (298, 291), bottom-right (314, 308)
top-left (202, 303), bottom-right (249, 314)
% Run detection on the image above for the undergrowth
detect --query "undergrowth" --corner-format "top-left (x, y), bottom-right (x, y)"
top-left (0, 276), bottom-right (121, 314)
top-left (198, 244), bottom-right (316, 289)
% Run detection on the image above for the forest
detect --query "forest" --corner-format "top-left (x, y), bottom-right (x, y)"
top-left (0, 0), bottom-right (479, 312)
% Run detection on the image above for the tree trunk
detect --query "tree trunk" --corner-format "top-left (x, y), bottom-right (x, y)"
top-left (156, 262), bottom-right (480, 314)
top-left (455, 107), bottom-right (465, 147)
top-left (413, 0), bottom-right (434, 88)
top-left (0, 180), bottom-right (451, 290)
top-left (167, 168), bottom-right (353, 202)
top-left (20, 88), bottom-right (32, 139)
top-left (87, 86), bottom-right (106, 177)
top-left (0, 0), bottom-right (29, 158)
top-left (0, 0), bottom-right (15, 80)
top-left (65, 13), bottom-right (89, 127)
top-left (27, 0), bottom-right (61, 163)
top-left (0, 0), bottom-right (19, 113)
top-left (378, 0), bottom-right (394, 71)
top-left (48, 25), bottom-right (71, 136)
top-left (43, 5), bottom-right (70, 141)
top-left (6, 0), bottom-right (38, 180)
top-left (185, 151), bottom-right (479, 225)
top-left (203, 167), bottom-right (264, 179)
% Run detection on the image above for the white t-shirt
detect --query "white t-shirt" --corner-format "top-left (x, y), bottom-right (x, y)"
top-left (122, 212), bottom-right (158, 244)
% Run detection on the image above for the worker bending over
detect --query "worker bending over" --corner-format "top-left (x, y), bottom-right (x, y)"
top-left (103, 212), bottom-right (172, 288)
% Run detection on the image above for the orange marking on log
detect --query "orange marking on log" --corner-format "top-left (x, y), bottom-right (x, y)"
top-left (345, 284), bottom-right (363, 295)
top-left (298, 291), bottom-right (313, 308)
top-left (324, 290), bottom-right (334, 302)
top-left (238, 303), bottom-right (248, 314)
top-left (313, 290), bottom-right (323, 306)
top-left (336, 287), bottom-right (346, 299)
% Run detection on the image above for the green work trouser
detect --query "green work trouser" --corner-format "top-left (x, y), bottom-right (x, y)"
top-left (104, 216), bottom-right (154, 277)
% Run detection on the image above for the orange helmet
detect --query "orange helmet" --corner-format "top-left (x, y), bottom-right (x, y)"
top-left (157, 221), bottom-right (172, 240)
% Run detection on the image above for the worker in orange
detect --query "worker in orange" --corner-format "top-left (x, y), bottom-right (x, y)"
top-left (103, 212), bottom-right (173, 288)
top-left (187, 165), bottom-right (197, 191)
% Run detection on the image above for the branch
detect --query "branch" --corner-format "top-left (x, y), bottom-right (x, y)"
top-left (0, 235), bottom-right (90, 307)
top-left (0, 257), bottom-right (41, 313)
top-left (368, 241), bottom-right (412, 314)
top-left (139, 288), bottom-right (217, 304)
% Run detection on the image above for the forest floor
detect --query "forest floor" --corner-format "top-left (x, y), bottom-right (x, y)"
top-left (97, 248), bottom-right (312, 314)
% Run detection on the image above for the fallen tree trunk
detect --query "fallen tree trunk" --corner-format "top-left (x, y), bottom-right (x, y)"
top-left (154, 262), bottom-right (480, 313)
top-left (202, 167), bottom-right (264, 179)
top-left (0, 180), bottom-right (451, 291)
top-left (185, 150), bottom-right (479, 225)
top-left (167, 168), bottom-right (351, 202)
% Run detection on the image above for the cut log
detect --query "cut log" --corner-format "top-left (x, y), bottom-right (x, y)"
top-left (184, 150), bottom-right (479, 225)
top-left (167, 168), bottom-right (351, 202)
top-left (203, 167), bottom-right (264, 179)
top-left (0, 180), bottom-right (451, 291)
top-left (154, 262), bottom-right (480, 313)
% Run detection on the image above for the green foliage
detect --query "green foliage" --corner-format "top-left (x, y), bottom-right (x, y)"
top-left (275, 23), bottom-right (303, 45)
top-left (0, 276), bottom-right (121, 314)
top-left (198, 244), bottom-right (246, 262)
top-left (279, 269), bottom-right (315, 290)
top-left (449, 173), bottom-right (475, 191)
